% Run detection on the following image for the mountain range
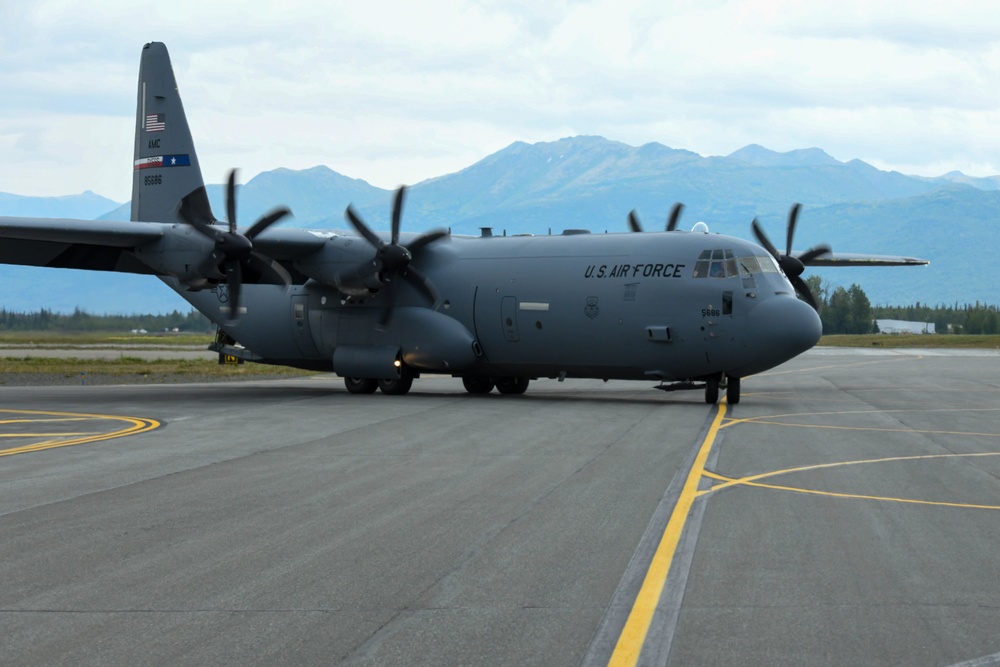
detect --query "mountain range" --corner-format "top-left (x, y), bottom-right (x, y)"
top-left (2, 136), bottom-right (996, 313)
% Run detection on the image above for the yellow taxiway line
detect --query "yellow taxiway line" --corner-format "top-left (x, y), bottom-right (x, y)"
top-left (607, 402), bottom-right (727, 666)
top-left (0, 409), bottom-right (160, 457)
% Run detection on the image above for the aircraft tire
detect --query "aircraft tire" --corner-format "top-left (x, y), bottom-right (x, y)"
top-left (726, 375), bottom-right (741, 404)
top-left (344, 377), bottom-right (378, 394)
top-left (462, 376), bottom-right (495, 394)
top-left (378, 368), bottom-right (414, 395)
top-left (495, 376), bottom-right (530, 395)
top-left (705, 375), bottom-right (720, 404)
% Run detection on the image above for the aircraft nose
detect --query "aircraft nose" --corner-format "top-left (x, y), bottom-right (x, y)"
top-left (739, 295), bottom-right (822, 374)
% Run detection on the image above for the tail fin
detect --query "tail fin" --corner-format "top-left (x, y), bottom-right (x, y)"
top-left (131, 42), bottom-right (215, 225)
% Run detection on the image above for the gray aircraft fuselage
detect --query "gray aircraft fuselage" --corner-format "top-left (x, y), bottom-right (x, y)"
top-left (173, 227), bottom-right (821, 386)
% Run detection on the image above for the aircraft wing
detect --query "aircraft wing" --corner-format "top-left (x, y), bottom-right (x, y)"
top-left (0, 216), bottom-right (168, 247)
top-left (249, 228), bottom-right (328, 259)
top-left (0, 216), bottom-right (327, 274)
top-left (800, 251), bottom-right (929, 267)
top-left (0, 216), bottom-right (166, 273)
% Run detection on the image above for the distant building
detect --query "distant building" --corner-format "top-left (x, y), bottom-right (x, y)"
top-left (875, 319), bottom-right (935, 334)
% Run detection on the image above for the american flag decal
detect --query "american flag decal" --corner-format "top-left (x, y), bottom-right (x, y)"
top-left (145, 113), bottom-right (166, 132)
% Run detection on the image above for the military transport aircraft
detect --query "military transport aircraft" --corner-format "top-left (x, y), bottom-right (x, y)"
top-left (0, 42), bottom-right (927, 404)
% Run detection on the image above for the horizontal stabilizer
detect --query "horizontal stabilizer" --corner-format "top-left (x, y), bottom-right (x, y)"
top-left (799, 251), bottom-right (929, 267)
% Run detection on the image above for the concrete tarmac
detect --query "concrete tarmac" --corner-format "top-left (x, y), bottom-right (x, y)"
top-left (0, 347), bottom-right (998, 666)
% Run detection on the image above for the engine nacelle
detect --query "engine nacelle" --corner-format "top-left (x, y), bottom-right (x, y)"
top-left (333, 306), bottom-right (479, 375)
top-left (294, 235), bottom-right (382, 296)
top-left (133, 224), bottom-right (223, 289)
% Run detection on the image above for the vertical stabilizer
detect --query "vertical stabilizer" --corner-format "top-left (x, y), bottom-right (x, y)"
top-left (131, 42), bottom-right (214, 224)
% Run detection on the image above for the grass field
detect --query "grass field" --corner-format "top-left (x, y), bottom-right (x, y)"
top-left (820, 334), bottom-right (1000, 349)
top-left (0, 331), bottom-right (312, 384)
top-left (1, 331), bottom-right (996, 385)
top-left (0, 331), bottom-right (213, 346)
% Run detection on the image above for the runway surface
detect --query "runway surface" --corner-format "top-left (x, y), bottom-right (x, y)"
top-left (1, 347), bottom-right (999, 666)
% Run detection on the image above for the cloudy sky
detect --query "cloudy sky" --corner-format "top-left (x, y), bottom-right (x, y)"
top-left (2, 0), bottom-right (1000, 203)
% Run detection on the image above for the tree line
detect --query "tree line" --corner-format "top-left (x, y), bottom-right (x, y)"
top-left (0, 308), bottom-right (212, 333)
top-left (805, 276), bottom-right (999, 334)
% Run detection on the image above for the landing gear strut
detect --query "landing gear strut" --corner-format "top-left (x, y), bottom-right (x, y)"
top-left (705, 374), bottom-right (741, 404)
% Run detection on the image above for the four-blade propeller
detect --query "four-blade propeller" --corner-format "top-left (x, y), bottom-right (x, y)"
top-left (343, 186), bottom-right (448, 328)
top-left (751, 203), bottom-right (831, 311)
top-left (178, 169), bottom-right (292, 323)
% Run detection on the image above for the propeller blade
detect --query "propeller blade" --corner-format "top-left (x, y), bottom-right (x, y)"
top-left (666, 203), bottom-right (684, 231)
top-left (628, 210), bottom-right (643, 233)
top-left (180, 207), bottom-right (224, 242)
top-left (376, 278), bottom-right (398, 329)
top-left (245, 207), bottom-right (292, 240)
top-left (245, 251), bottom-right (292, 288)
top-left (227, 170), bottom-right (238, 234)
top-left (406, 229), bottom-right (448, 255)
top-left (798, 244), bottom-right (832, 265)
top-left (785, 203), bottom-right (801, 257)
top-left (401, 264), bottom-right (440, 306)
top-left (751, 217), bottom-right (780, 260)
top-left (391, 186), bottom-right (406, 246)
top-left (790, 275), bottom-right (819, 311)
top-left (345, 205), bottom-right (386, 249)
top-left (224, 259), bottom-right (243, 323)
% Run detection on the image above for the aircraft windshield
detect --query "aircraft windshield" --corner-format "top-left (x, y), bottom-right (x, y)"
top-left (692, 249), bottom-right (739, 278)
top-left (693, 251), bottom-right (783, 283)
top-left (755, 255), bottom-right (781, 273)
top-left (693, 249), bottom-right (780, 278)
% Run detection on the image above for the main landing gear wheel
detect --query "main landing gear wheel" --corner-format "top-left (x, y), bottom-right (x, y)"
top-left (344, 377), bottom-right (378, 394)
top-left (726, 375), bottom-right (741, 404)
top-left (462, 376), bottom-right (495, 394)
top-left (495, 376), bottom-right (530, 395)
top-left (705, 375), bottom-right (720, 404)
top-left (378, 366), bottom-right (414, 395)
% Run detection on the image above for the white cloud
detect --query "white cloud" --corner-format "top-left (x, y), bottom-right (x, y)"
top-left (3, 0), bottom-right (1000, 201)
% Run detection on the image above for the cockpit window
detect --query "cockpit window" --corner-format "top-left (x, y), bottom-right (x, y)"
top-left (696, 252), bottom-right (786, 282)
top-left (738, 256), bottom-right (760, 276)
top-left (756, 255), bottom-right (781, 273)
top-left (693, 249), bottom-right (739, 278)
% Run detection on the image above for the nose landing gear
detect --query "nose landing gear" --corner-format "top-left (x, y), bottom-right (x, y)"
top-left (706, 374), bottom-right (741, 404)
top-left (656, 373), bottom-right (740, 404)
